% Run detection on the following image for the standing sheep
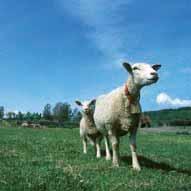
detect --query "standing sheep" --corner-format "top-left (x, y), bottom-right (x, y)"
top-left (94, 62), bottom-right (161, 170)
top-left (75, 99), bottom-right (103, 158)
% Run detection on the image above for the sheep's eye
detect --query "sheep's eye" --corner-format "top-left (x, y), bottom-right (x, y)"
top-left (133, 67), bottom-right (139, 70)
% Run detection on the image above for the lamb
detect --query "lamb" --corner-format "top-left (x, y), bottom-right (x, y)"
top-left (94, 62), bottom-right (161, 170)
top-left (75, 99), bottom-right (103, 158)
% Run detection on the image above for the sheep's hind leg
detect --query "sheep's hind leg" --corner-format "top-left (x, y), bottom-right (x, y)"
top-left (129, 129), bottom-right (141, 171)
top-left (104, 136), bottom-right (111, 160)
top-left (109, 130), bottom-right (120, 167)
top-left (82, 137), bottom-right (87, 154)
top-left (95, 138), bottom-right (101, 158)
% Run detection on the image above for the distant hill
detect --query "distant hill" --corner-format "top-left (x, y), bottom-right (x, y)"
top-left (144, 107), bottom-right (191, 127)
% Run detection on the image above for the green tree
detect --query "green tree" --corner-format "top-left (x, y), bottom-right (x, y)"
top-left (43, 104), bottom-right (52, 120)
top-left (33, 113), bottom-right (41, 121)
top-left (16, 111), bottom-right (24, 121)
top-left (0, 106), bottom-right (4, 119)
top-left (7, 112), bottom-right (16, 120)
top-left (53, 102), bottom-right (72, 122)
top-left (24, 112), bottom-right (32, 121)
top-left (71, 108), bottom-right (81, 123)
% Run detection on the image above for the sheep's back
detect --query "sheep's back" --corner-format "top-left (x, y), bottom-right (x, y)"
top-left (94, 87), bottom-right (125, 125)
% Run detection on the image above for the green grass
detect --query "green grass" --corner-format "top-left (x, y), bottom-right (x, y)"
top-left (0, 128), bottom-right (190, 191)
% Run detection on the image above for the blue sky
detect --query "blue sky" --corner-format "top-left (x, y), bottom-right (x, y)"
top-left (0, 0), bottom-right (191, 113)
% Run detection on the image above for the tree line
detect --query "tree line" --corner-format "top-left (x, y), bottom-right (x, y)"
top-left (1, 104), bottom-right (191, 128)
top-left (0, 103), bottom-right (82, 128)
top-left (145, 107), bottom-right (191, 127)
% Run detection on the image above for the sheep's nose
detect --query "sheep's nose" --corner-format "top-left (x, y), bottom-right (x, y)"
top-left (150, 72), bottom-right (157, 76)
top-left (150, 72), bottom-right (159, 81)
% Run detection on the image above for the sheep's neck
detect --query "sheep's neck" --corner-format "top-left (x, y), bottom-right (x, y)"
top-left (83, 113), bottom-right (95, 128)
top-left (125, 77), bottom-right (141, 101)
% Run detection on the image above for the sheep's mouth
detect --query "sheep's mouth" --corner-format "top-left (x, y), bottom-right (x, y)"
top-left (84, 110), bottom-right (91, 115)
top-left (148, 76), bottom-right (159, 82)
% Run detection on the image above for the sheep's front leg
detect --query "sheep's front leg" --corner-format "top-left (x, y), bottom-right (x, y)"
top-left (104, 136), bottom-right (111, 160)
top-left (109, 130), bottom-right (120, 167)
top-left (129, 129), bottom-right (141, 171)
top-left (96, 138), bottom-right (101, 158)
top-left (82, 137), bottom-right (87, 154)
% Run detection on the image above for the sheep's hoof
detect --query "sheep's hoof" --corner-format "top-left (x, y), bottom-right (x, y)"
top-left (133, 165), bottom-right (141, 171)
top-left (112, 162), bottom-right (119, 167)
top-left (106, 156), bottom-right (111, 160)
top-left (96, 155), bottom-right (101, 158)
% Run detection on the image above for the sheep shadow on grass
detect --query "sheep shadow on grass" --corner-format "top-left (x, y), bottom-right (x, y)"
top-left (121, 155), bottom-right (191, 176)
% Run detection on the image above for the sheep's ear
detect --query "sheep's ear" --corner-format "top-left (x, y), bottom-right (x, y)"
top-left (89, 99), bottom-right (96, 106)
top-left (75, 100), bottom-right (82, 106)
top-left (152, 64), bottom-right (161, 71)
top-left (123, 62), bottom-right (133, 74)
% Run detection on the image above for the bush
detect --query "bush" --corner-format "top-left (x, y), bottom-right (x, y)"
top-left (169, 120), bottom-right (191, 126)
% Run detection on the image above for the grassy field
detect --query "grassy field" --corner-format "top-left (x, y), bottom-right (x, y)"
top-left (0, 127), bottom-right (190, 191)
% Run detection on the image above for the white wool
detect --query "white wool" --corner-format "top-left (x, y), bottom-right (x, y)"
top-left (78, 100), bottom-right (100, 140)
top-left (76, 99), bottom-right (102, 157)
top-left (94, 84), bottom-right (141, 135)
top-left (93, 62), bottom-right (161, 168)
top-left (94, 62), bottom-right (160, 134)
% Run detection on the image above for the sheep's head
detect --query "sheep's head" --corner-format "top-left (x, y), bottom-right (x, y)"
top-left (75, 99), bottom-right (96, 115)
top-left (123, 62), bottom-right (161, 87)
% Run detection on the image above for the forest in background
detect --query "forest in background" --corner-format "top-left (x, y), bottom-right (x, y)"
top-left (0, 104), bottom-right (191, 128)
top-left (145, 107), bottom-right (191, 127)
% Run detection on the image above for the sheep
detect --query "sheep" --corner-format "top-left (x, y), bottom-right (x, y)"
top-left (94, 62), bottom-right (161, 170)
top-left (75, 99), bottom-right (103, 158)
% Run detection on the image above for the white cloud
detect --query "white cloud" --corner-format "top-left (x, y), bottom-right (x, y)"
top-left (57, 0), bottom-right (133, 67)
top-left (156, 92), bottom-right (191, 107)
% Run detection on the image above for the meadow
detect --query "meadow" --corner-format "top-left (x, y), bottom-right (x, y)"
top-left (0, 127), bottom-right (190, 191)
